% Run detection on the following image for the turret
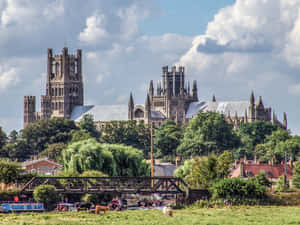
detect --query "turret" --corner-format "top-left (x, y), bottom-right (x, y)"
top-left (192, 80), bottom-right (198, 101)
top-left (257, 96), bottom-right (264, 107)
top-left (145, 93), bottom-right (151, 123)
top-left (128, 93), bottom-right (134, 120)
top-left (157, 81), bottom-right (162, 96)
top-left (283, 112), bottom-right (288, 129)
top-left (212, 94), bottom-right (216, 102)
top-left (248, 91), bottom-right (255, 122)
top-left (149, 80), bottom-right (154, 98)
top-left (24, 96), bottom-right (36, 127)
top-left (250, 91), bottom-right (255, 105)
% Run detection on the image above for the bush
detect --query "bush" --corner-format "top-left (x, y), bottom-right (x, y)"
top-left (276, 176), bottom-right (289, 192)
top-left (33, 185), bottom-right (59, 211)
top-left (0, 159), bottom-right (23, 184)
top-left (212, 178), bottom-right (266, 204)
top-left (293, 161), bottom-right (300, 188)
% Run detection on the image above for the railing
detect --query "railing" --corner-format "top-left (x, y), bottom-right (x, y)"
top-left (20, 176), bottom-right (189, 195)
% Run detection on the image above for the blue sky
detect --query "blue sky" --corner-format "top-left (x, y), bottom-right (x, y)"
top-left (140, 0), bottom-right (235, 35)
top-left (0, 0), bottom-right (300, 135)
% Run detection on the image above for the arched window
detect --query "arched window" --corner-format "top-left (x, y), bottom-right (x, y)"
top-left (134, 109), bottom-right (144, 118)
top-left (55, 63), bottom-right (60, 73)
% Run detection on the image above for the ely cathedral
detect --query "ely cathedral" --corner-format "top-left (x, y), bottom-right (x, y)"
top-left (24, 48), bottom-right (287, 130)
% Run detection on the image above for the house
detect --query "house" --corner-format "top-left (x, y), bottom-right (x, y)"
top-left (230, 159), bottom-right (293, 182)
top-left (22, 157), bottom-right (62, 175)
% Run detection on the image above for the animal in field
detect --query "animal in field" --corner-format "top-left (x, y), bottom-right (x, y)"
top-left (95, 205), bottom-right (109, 215)
top-left (162, 206), bottom-right (173, 217)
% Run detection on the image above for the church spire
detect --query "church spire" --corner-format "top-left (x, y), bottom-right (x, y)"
top-left (192, 80), bottom-right (198, 101)
top-left (250, 91), bottom-right (255, 105)
top-left (257, 96), bottom-right (264, 107)
top-left (212, 94), bottom-right (216, 102)
top-left (128, 92), bottom-right (134, 120)
top-left (283, 112), bottom-right (287, 129)
top-left (149, 80), bottom-right (154, 97)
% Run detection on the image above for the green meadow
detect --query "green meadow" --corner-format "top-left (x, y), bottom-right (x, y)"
top-left (1, 206), bottom-right (300, 225)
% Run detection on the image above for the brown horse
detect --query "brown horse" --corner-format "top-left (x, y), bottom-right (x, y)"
top-left (95, 205), bottom-right (109, 215)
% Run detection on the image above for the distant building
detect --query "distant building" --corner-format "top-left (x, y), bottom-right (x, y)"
top-left (24, 48), bottom-right (287, 130)
top-left (22, 158), bottom-right (62, 175)
top-left (129, 65), bottom-right (288, 129)
top-left (24, 47), bottom-right (83, 127)
top-left (230, 159), bottom-right (293, 181)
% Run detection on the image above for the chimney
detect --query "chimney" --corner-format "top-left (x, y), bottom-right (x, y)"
top-left (254, 154), bottom-right (257, 164)
top-left (240, 162), bottom-right (245, 177)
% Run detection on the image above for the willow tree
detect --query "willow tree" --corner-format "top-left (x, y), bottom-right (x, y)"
top-left (62, 138), bottom-right (116, 175)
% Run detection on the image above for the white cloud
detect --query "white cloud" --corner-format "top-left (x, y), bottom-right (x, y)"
top-left (79, 12), bottom-right (108, 44)
top-left (0, 66), bottom-right (19, 92)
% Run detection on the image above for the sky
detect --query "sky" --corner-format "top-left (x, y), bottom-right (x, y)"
top-left (0, 0), bottom-right (300, 135)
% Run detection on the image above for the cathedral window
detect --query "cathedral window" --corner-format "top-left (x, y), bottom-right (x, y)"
top-left (55, 63), bottom-right (60, 74)
top-left (55, 88), bottom-right (58, 96)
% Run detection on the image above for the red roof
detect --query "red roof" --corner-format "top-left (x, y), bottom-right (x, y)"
top-left (230, 163), bottom-right (293, 179)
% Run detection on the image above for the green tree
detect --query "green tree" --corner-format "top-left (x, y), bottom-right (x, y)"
top-left (154, 120), bottom-right (182, 159)
top-left (70, 129), bottom-right (93, 143)
top-left (293, 161), bottom-right (300, 188)
top-left (177, 111), bottom-right (239, 159)
top-left (252, 171), bottom-right (272, 187)
top-left (39, 142), bottom-right (66, 162)
top-left (102, 144), bottom-right (149, 176)
top-left (0, 128), bottom-right (7, 150)
top-left (21, 117), bottom-right (77, 156)
top-left (0, 158), bottom-right (23, 184)
top-left (101, 120), bottom-right (150, 157)
top-left (62, 139), bottom-right (116, 175)
top-left (78, 114), bottom-right (100, 139)
top-left (216, 151), bottom-right (234, 179)
top-left (33, 185), bottom-right (59, 211)
top-left (255, 129), bottom-right (293, 163)
top-left (8, 130), bottom-right (18, 143)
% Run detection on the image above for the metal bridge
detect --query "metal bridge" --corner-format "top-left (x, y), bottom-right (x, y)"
top-left (20, 176), bottom-right (189, 195)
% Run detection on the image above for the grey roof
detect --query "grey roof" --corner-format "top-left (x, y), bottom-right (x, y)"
top-left (154, 163), bottom-right (177, 177)
top-left (186, 101), bottom-right (250, 119)
top-left (151, 110), bottom-right (166, 119)
top-left (70, 105), bottom-right (128, 122)
top-left (22, 158), bottom-right (62, 167)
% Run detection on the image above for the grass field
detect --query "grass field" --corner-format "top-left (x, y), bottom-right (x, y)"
top-left (1, 206), bottom-right (300, 225)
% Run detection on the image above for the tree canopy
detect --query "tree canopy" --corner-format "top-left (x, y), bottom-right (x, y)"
top-left (177, 111), bottom-right (239, 159)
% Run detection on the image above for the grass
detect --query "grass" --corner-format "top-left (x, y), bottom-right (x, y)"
top-left (2, 206), bottom-right (300, 225)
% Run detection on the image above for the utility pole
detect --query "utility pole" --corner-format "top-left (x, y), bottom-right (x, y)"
top-left (150, 123), bottom-right (154, 188)
top-left (284, 151), bottom-right (287, 187)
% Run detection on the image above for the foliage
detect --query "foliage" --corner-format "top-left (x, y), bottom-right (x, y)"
top-left (235, 121), bottom-right (280, 159)
top-left (212, 178), bottom-right (266, 202)
top-left (80, 170), bottom-right (107, 177)
top-left (33, 185), bottom-right (59, 210)
top-left (176, 152), bottom-right (233, 189)
top-left (70, 129), bottom-right (93, 143)
top-left (62, 139), bottom-right (116, 175)
top-left (0, 158), bottom-right (23, 184)
top-left (78, 114), bottom-right (100, 139)
top-left (0, 139), bottom-right (32, 161)
top-left (293, 161), bottom-right (300, 188)
top-left (0, 128), bottom-right (7, 150)
top-left (154, 120), bottom-right (182, 158)
top-left (102, 144), bottom-right (150, 176)
top-left (177, 111), bottom-right (239, 159)
top-left (255, 129), bottom-right (299, 163)
top-left (276, 176), bottom-right (289, 192)
top-left (8, 130), bottom-right (18, 144)
top-left (21, 117), bottom-right (77, 156)
top-left (101, 120), bottom-right (150, 158)
top-left (251, 171), bottom-right (272, 187)
top-left (39, 142), bottom-right (66, 162)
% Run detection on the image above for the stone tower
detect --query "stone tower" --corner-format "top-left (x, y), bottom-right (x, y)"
top-left (24, 96), bottom-right (36, 127)
top-left (46, 47), bottom-right (83, 118)
top-left (24, 47), bottom-right (84, 127)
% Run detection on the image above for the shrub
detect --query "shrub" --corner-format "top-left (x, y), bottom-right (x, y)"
top-left (33, 185), bottom-right (59, 211)
top-left (276, 176), bottom-right (289, 192)
top-left (212, 178), bottom-right (266, 204)
top-left (293, 161), bottom-right (300, 188)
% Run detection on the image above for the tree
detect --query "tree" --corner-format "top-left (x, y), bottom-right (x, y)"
top-left (62, 139), bottom-right (116, 175)
top-left (252, 171), bottom-right (272, 187)
top-left (39, 142), bottom-right (66, 162)
top-left (8, 130), bottom-right (18, 144)
top-left (33, 185), bottom-right (59, 211)
top-left (21, 117), bottom-right (77, 156)
top-left (177, 111), bottom-right (239, 159)
top-left (0, 128), bottom-right (7, 150)
top-left (101, 120), bottom-right (150, 157)
top-left (255, 129), bottom-right (293, 163)
top-left (102, 144), bottom-right (149, 176)
top-left (293, 161), bottom-right (300, 188)
top-left (0, 159), bottom-right (23, 184)
top-left (216, 151), bottom-right (234, 179)
top-left (154, 120), bottom-right (182, 159)
top-left (70, 129), bottom-right (93, 143)
top-left (78, 114), bottom-right (100, 139)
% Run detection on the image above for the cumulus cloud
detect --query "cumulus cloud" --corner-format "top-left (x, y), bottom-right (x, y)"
top-left (0, 66), bottom-right (19, 92)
